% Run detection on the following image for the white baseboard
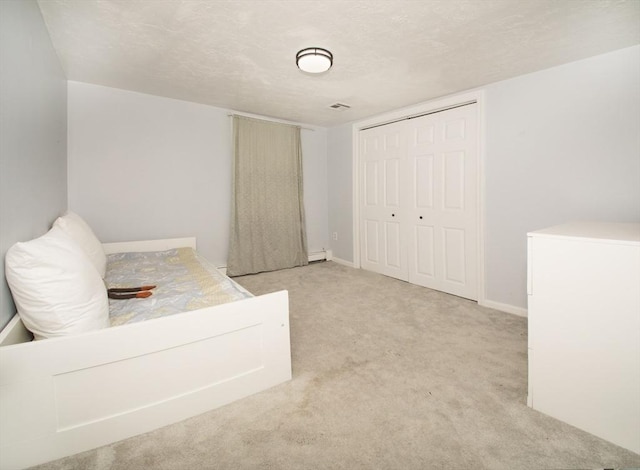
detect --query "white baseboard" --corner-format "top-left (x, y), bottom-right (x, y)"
top-left (330, 257), bottom-right (355, 268)
top-left (479, 299), bottom-right (528, 317)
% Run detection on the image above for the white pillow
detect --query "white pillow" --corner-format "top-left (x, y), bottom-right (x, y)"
top-left (5, 225), bottom-right (110, 340)
top-left (54, 211), bottom-right (106, 277)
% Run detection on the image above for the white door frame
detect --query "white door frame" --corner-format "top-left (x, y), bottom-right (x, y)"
top-left (351, 89), bottom-right (486, 305)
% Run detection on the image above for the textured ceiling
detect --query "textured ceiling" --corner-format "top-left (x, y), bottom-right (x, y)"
top-left (37, 0), bottom-right (640, 127)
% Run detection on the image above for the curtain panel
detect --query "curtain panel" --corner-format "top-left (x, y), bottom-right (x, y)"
top-left (227, 115), bottom-right (308, 277)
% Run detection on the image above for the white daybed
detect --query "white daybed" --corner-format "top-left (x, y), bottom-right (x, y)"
top-left (0, 237), bottom-right (291, 470)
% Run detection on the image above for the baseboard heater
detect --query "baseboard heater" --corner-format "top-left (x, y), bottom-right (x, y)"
top-left (308, 249), bottom-right (332, 263)
top-left (218, 250), bottom-right (332, 275)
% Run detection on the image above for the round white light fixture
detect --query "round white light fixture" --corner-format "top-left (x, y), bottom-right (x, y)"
top-left (296, 47), bottom-right (333, 74)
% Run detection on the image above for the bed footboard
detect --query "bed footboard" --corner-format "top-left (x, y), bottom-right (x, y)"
top-left (0, 290), bottom-right (290, 470)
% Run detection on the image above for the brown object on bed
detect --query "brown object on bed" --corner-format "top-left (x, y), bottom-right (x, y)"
top-left (108, 291), bottom-right (153, 300)
top-left (108, 285), bottom-right (156, 300)
top-left (108, 285), bottom-right (156, 293)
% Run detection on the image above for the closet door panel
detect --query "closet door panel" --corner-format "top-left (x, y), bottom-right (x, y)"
top-left (384, 158), bottom-right (401, 207)
top-left (364, 161), bottom-right (378, 206)
top-left (442, 107), bottom-right (478, 299)
top-left (443, 151), bottom-right (465, 210)
top-left (359, 123), bottom-right (408, 281)
top-left (408, 125), bottom-right (440, 288)
top-left (415, 225), bottom-right (435, 278)
top-left (407, 104), bottom-right (478, 300)
top-left (363, 219), bottom-right (379, 264)
top-left (360, 132), bottom-right (382, 273)
top-left (385, 221), bottom-right (403, 269)
top-left (379, 124), bottom-right (408, 281)
top-left (414, 155), bottom-right (434, 209)
top-left (443, 227), bottom-right (466, 285)
top-left (443, 115), bottom-right (467, 141)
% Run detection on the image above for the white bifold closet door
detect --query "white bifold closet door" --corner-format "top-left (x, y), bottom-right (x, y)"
top-left (359, 103), bottom-right (478, 300)
top-left (360, 119), bottom-right (409, 281)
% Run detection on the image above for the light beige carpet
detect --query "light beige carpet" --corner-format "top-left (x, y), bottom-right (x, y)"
top-left (32, 262), bottom-right (640, 469)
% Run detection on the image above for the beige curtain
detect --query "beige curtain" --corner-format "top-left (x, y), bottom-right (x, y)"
top-left (227, 115), bottom-right (308, 277)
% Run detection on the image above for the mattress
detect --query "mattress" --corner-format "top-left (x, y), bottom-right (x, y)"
top-left (105, 247), bottom-right (251, 326)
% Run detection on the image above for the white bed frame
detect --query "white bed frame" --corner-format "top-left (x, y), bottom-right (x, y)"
top-left (0, 238), bottom-right (291, 470)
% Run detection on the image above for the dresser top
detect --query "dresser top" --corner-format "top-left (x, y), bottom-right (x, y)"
top-left (528, 221), bottom-right (640, 244)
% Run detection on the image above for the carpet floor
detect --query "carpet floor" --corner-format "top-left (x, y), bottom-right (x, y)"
top-left (32, 261), bottom-right (640, 469)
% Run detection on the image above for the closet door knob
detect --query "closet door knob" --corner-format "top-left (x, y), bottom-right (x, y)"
top-left (391, 213), bottom-right (395, 217)
top-left (419, 216), bottom-right (423, 220)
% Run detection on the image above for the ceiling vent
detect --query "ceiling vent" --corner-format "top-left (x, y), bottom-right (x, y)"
top-left (329, 102), bottom-right (351, 110)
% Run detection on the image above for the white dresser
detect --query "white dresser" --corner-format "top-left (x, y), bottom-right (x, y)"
top-left (527, 222), bottom-right (640, 454)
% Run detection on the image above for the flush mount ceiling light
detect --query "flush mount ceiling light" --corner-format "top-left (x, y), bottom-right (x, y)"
top-left (296, 47), bottom-right (333, 74)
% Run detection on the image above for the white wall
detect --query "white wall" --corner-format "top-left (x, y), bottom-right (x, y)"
top-left (0, 0), bottom-right (67, 329)
top-left (300, 126), bottom-right (330, 254)
top-left (68, 82), bottom-right (329, 266)
top-left (327, 123), bottom-right (353, 263)
top-left (327, 44), bottom-right (640, 312)
top-left (483, 44), bottom-right (640, 309)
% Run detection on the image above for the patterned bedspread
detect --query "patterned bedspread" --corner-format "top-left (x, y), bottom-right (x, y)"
top-left (105, 247), bottom-right (252, 326)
